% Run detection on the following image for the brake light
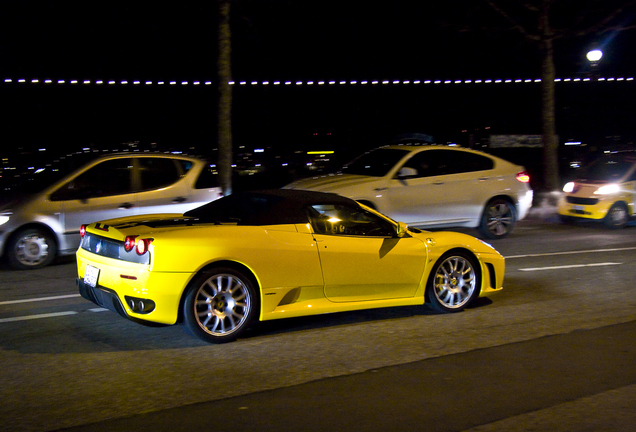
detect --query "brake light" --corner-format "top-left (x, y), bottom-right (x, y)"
top-left (80, 225), bottom-right (87, 238)
top-left (136, 238), bottom-right (153, 255)
top-left (124, 236), bottom-right (138, 252)
top-left (516, 171), bottom-right (530, 183)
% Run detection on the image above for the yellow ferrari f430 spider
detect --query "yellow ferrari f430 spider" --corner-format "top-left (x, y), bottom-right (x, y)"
top-left (77, 189), bottom-right (504, 343)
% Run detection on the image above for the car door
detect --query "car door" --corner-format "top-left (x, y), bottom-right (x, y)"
top-left (50, 157), bottom-right (138, 250)
top-left (307, 203), bottom-right (427, 302)
top-left (383, 149), bottom-right (495, 225)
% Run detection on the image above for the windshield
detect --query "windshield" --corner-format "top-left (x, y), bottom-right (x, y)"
top-left (342, 148), bottom-right (410, 177)
top-left (577, 153), bottom-right (636, 182)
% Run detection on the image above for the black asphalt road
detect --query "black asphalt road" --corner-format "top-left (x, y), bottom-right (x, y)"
top-left (57, 320), bottom-right (636, 432)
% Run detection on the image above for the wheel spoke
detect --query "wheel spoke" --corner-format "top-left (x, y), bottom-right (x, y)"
top-left (192, 272), bottom-right (253, 337)
top-left (433, 255), bottom-right (477, 309)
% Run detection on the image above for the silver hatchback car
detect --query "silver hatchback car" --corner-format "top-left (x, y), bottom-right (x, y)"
top-left (0, 153), bottom-right (223, 269)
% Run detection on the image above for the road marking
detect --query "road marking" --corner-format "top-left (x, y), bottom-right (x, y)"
top-left (0, 311), bottom-right (78, 323)
top-left (519, 262), bottom-right (623, 272)
top-left (506, 247), bottom-right (636, 259)
top-left (0, 294), bottom-right (81, 306)
top-left (88, 308), bottom-right (109, 312)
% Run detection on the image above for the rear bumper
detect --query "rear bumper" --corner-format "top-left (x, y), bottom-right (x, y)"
top-left (517, 189), bottom-right (534, 221)
top-left (78, 278), bottom-right (128, 318)
top-left (76, 248), bottom-right (193, 325)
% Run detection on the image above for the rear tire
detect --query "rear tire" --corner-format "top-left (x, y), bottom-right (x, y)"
top-left (183, 267), bottom-right (259, 343)
top-left (479, 198), bottom-right (516, 239)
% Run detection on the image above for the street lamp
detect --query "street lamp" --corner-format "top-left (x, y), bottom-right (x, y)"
top-left (586, 49), bottom-right (603, 65)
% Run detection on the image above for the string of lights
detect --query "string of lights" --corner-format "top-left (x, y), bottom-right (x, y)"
top-left (2, 76), bottom-right (635, 86)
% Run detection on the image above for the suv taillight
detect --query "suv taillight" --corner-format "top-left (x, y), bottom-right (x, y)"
top-left (516, 171), bottom-right (530, 183)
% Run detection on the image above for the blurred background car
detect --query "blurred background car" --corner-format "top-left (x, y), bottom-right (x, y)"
top-left (285, 145), bottom-right (533, 239)
top-left (0, 153), bottom-right (223, 269)
top-left (558, 150), bottom-right (636, 228)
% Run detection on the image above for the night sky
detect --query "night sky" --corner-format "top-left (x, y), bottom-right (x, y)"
top-left (1, 1), bottom-right (635, 161)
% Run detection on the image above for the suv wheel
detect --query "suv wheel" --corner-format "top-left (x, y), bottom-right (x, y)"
top-left (479, 198), bottom-right (516, 239)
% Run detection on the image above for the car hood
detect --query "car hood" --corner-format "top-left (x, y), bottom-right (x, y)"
top-left (286, 173), bottom-right (380, 192)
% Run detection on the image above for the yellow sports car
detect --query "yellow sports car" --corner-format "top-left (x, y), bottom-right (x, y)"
top-left (77, 189), bottom-right (505, 343)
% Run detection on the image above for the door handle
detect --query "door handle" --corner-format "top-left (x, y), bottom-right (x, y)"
top-left (172, 196), bottom-right (187, 203)
top-left (119, 202), bottom-right (135, 209)
top-left (374, 187), bottom-right (387, 191)
top-left (432, 181), bottom-right (444, 185)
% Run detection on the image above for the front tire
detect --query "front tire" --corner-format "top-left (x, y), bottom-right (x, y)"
top-left (7, 227), bottom-right (57, 270)
top-left (183, 267), bottom-right (259, 343)
top-left (426, 251), bottom-right (481, 313)
top-left (479, 198), bottom-right (516, 239)
top-left (604, 202), bottom-right (629, 229)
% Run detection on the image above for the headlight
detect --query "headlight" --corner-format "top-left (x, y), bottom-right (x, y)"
top-left (477, 238), bottom-right (495, 250)
top-left (594, 184), bottom-right (620, 195)
top-left (562, 182), bottom-right (575, 193)
top-left (0, 215), bottom-right (10, 226)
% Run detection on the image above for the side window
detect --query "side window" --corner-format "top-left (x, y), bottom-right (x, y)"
top-left (50, 158), bottom-right (134, 201)
top-left (194, 164), bottom-right (220, 189)
top-left (399, 151), bottom-right (438, 178)
top-left (398, 150), bottom-right (493, 179)
top-left (307, 204), bottom-right (394, 237)
top-left (455, 151), bottom-right (494, 173)
top-left (136, 158), bottom-right (182, 192)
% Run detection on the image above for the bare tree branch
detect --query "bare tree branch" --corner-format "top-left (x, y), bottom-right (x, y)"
top-left (571, 0), bottom-right (636, 36)
top-left (485, 0), bottom-right (541, 41)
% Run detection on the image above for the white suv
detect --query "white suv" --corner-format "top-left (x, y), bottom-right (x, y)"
top-left (285, 145), bottom-right (533, 239)
top-left (0, 153), bottom-right (223, 269)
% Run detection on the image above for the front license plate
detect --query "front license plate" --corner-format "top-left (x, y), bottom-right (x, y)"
top-left (84, 265), bottom-right (100, 288)
top-left (573, 205), bottom-right (585, 211)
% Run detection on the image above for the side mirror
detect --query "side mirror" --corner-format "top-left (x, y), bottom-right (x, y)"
top-left (397, 167), bottom-right (418, 179)
top-left (396, 221), bottom-right (408, 238)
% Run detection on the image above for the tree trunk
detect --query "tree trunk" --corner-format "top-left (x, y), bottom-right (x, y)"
top-left (217, 0), bottom-right (233, 195)
top-left (539, 4), bottom-right (560, 192)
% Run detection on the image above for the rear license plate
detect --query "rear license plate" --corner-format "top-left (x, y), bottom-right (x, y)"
top-left (84, 265), bottom-right (100, 288)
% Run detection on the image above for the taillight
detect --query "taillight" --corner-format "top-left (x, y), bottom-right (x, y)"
top-left (80, 225), bottom-right (87, 238)
top-left (124, 236), bottom-right (138, 252)
top-left (124, 236), bottom-right (153, 255)
top-left (135, 238), bottom-right (153, 255)
top-left (516, 171), bottom-right (530, 183)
